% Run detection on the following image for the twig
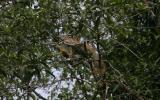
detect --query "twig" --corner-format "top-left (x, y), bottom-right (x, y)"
top-left (33, 90), bottom-right (47, 100)
top-left (110, 80), bottom-right (144, 100)
top-left (52, 77), bottom-right (92, 86)
top-left (113, 39), bottom-right (142, 60)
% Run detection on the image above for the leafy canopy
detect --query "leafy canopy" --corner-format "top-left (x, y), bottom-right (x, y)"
top-left (0, 0), bottom-right (160, 99)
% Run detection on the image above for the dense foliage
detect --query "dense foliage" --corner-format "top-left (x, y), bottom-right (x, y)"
top-left (0, 0), bottom-right (160, 99)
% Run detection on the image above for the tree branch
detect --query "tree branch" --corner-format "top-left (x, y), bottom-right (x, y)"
top-left (143, 0), bottom-right (155, 17)
top-left (33, 90), bottom-right (47, 100)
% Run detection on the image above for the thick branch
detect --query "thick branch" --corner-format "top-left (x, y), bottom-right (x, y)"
top-left (143, 0), bottom-right (155, 17)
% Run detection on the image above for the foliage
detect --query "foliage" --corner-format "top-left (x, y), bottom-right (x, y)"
top-left (0, 0), bottom-right (160, 99)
